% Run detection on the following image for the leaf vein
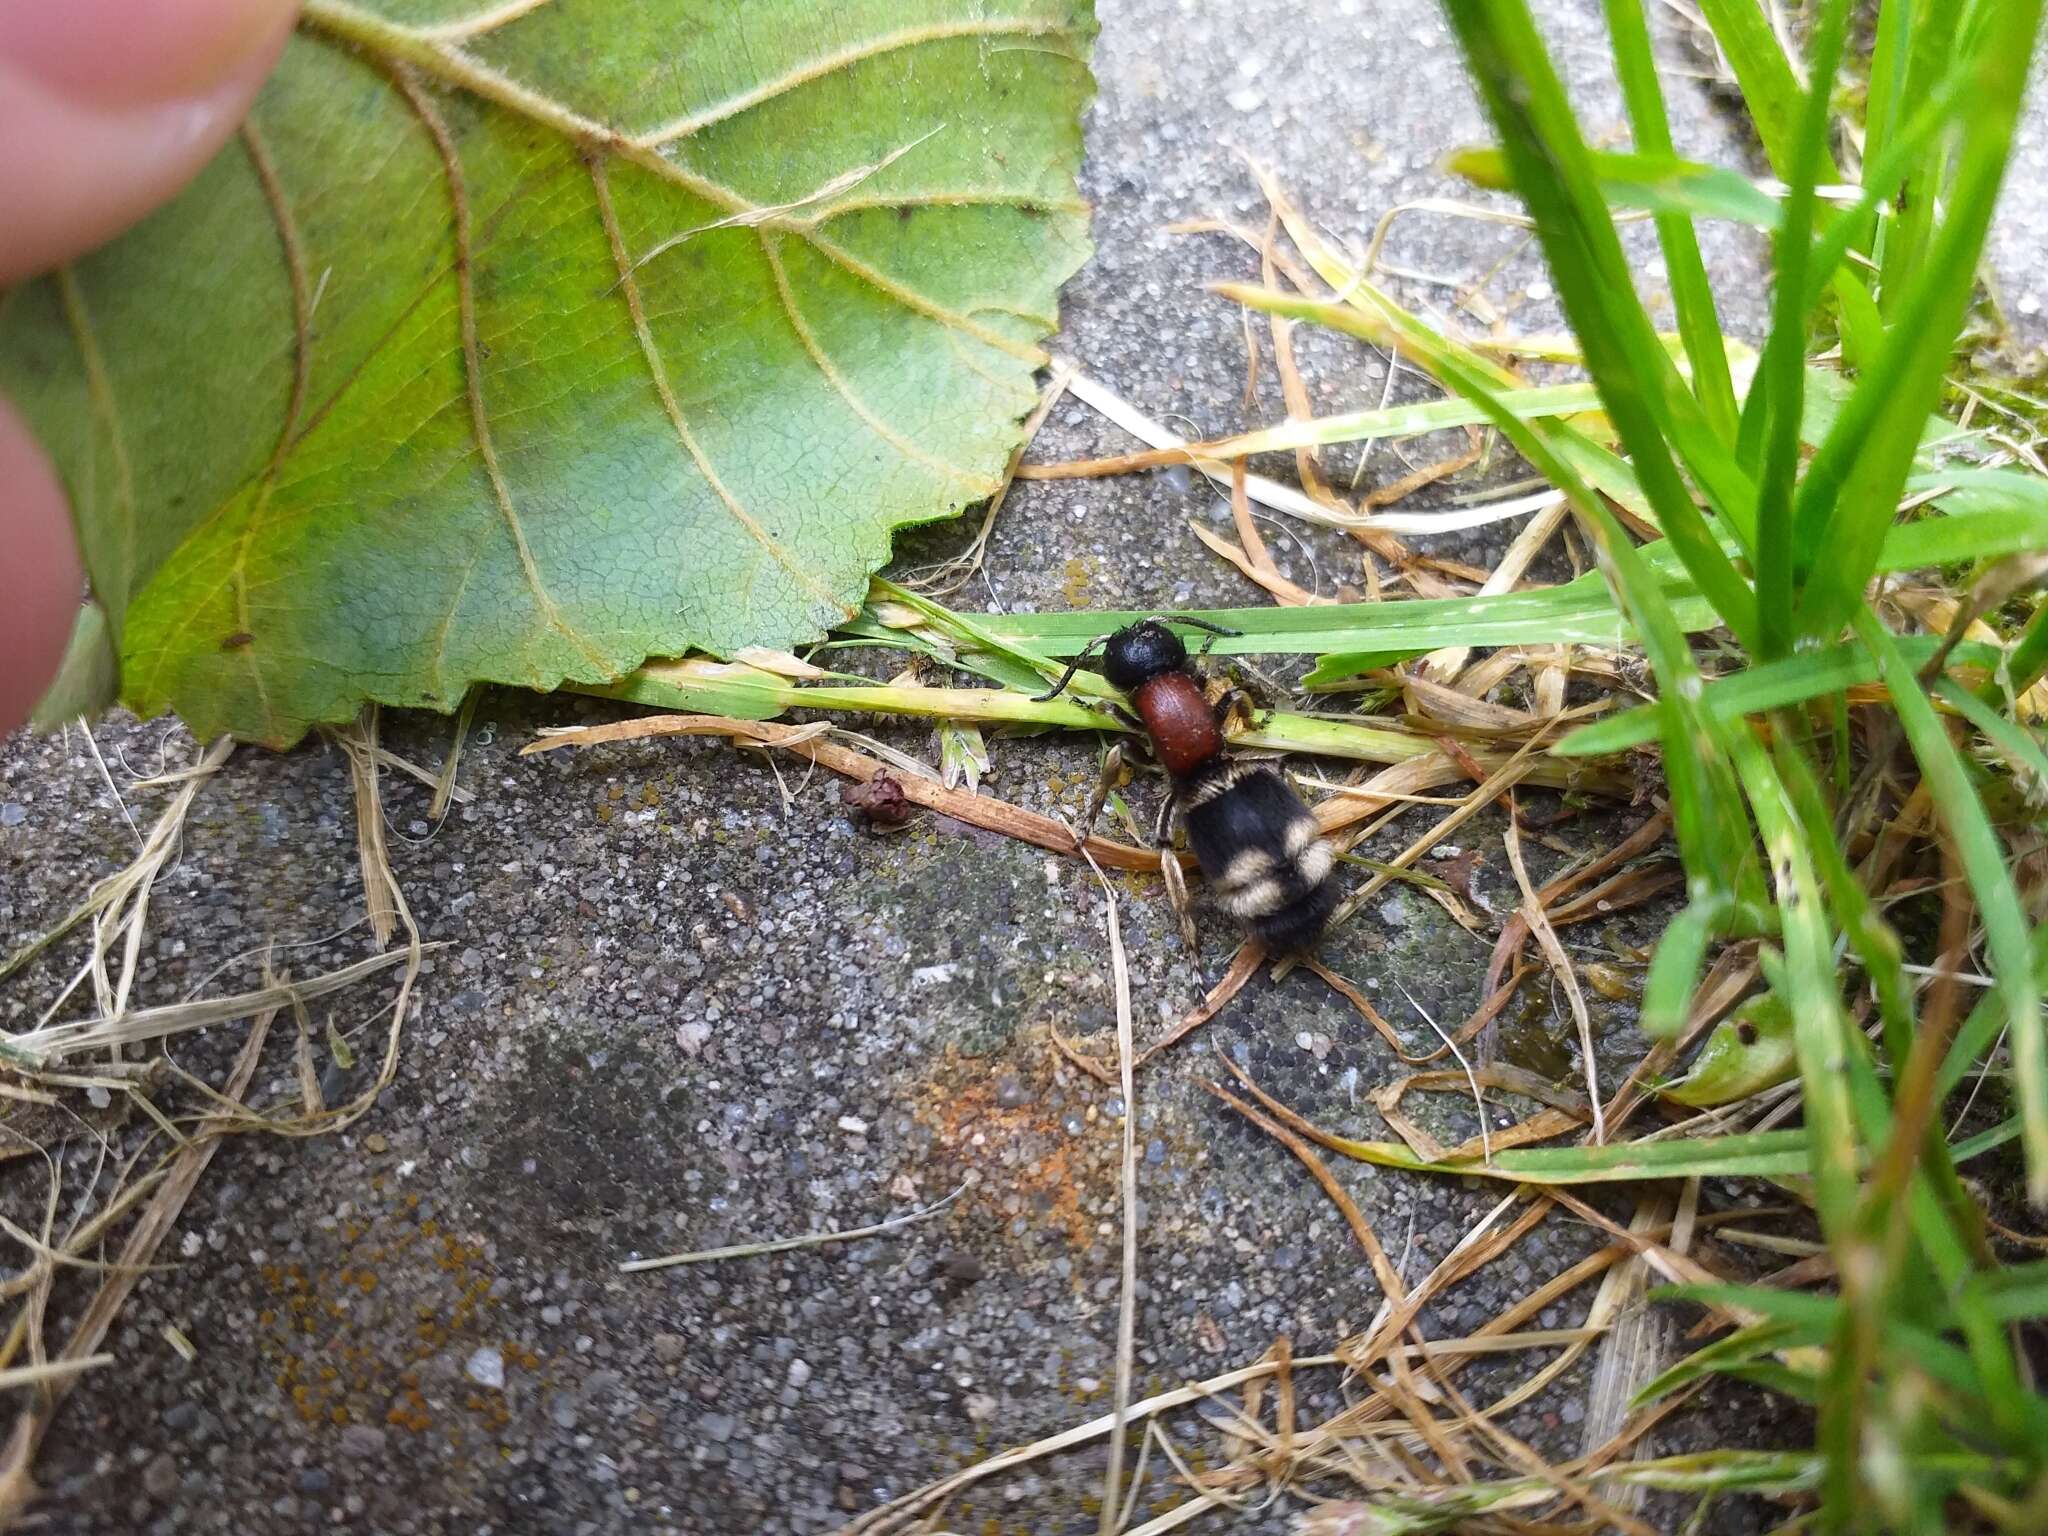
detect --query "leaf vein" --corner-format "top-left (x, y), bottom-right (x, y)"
top-left (757, 231), bottom-right (1001, 498)
top-left (241, 118), bottom-right (314, 477)
top-left (589, 157), bottom-right (854, 621)
top-left (395, 66), bottom-right (616, 679)
top-left (415, 0), bottom-right (558, 42)
top-left (54, 268), bottom-right (136, 618)
top-left (299, 0), bottom-right (1046, 361)
top-left (808, 189), bottom-right (1090, 222)
top-left (633, 16), bottom-right (1080, 145)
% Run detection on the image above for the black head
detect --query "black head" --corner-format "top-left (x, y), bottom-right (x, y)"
top-left (1101, 619), bottom-right (1188, 690)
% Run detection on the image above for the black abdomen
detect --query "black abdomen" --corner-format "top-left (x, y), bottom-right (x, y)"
top-left (1183, 767), bottom-right (1337, 951)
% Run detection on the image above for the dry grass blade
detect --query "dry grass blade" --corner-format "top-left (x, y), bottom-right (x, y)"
top-left (838, 1354), bottom-right (1348, 1533)
top-left (4, 948), bottom-right (418, 1067)
top-left (1360, 424), bottom-right (1489, 511)
top-left (1424, 503), bottom-right (1568, 682)
top-left (1286, 727), bottom-right (1558, 978)
top-left (366, 743), bottom-right (475, 806)
top-left (0, 1005), bottom-right (275, 1521)
top-left (429, 685), bottom-right (481, 818)
top-left (1191, 522), bottom-right (1325, 607)
top-left (620, 1184), bottom-right (964, 1273)
top-left (1202, 1075), bottom-right (1408, 1307)
top-left (1372, 1064), bottom-right (1586, 1163)
top-left (1308, 957), bottom-right (1534, 1068)
top-left (1070, 842), bottom-right (1140, 1536)
top-left (1189, 456), bottom-right (1327, 605)
top-left (1044, 364), bottom-right (1355, 529)
top-left (0, 1357), bottom-right (115, 1392)
top-left (1485, 809), bottom-right (1673, 996)
top-left (335, 706), bottom-right (398, 948)
top-left (525, 713), bottom-right (1179, 873)
top-left (1134, 941), bottom-right (1263, 1068)
top-left (1578, 1191), bottom-right (1678, 1519)
top-left (1400, 671), bottom-right (1539, 733)
top-left (1503, 814), bottom-right (1604, 1143)
top-left (2, 737), bottom-right (231, 1019)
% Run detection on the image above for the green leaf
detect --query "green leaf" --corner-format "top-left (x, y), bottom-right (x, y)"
top-left (1447, 145), bottom-right (1785, 231)
top-left (25, 603), bottom-right (118, 732)
top-left (1664, 991), bottom-right (1798, 1107)
top-left (1554, 636), bottom-right (2002, 757)
top-left (1692, 0), bottom-right (1816, 179)
top-left (1322, 1126), bottom-right (1818, 1185)
top-left (1, 0), bottom-right (1096, 747)
top-left (1793, 0), bottom-right (2045, 640)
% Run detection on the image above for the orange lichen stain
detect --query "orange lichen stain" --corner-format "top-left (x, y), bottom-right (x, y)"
top-left (907, 1055), bottom-right (1092, 1252)
top-left (1061, 557), bottom-right (1091, 606)
top-left (253, 1187), bottom-right (542, 1453)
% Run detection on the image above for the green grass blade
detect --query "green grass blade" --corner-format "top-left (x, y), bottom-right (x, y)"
top-left (1864, 0), bottom-right (1916, 206)
top-left (1692, 0), bottom-right (1815, 178)
top-left (1795, 1), bottom-right (2046, 641)
top-left (1878, 4), bottom-right (1965, 313)
top-left (1935, 675), bottom-right (2048, 792)
top-left (1443, 0), bottom-right (1764, 601)
top-left (1857, 608), bottom-right (2048, 1199)
top-left (1632, 1319), bottom-right (1811, 1407)
top-left (1640, 899), bottom-right (1724, 1038)
top-left (1745, 0), bottom-right (1851, 659)
top-left (1185, 380), bottom-right (1604, 457)
top-left (1600, 0), bottom-right (1738, 437)
top-left (1555, 637), bottom-right (2001, 756)
top-left (975, 496), bottom-right (2046, 681)
top-left (1271, 292), bottom-right (1761, 899)
top-left (1727, 728), bottom-right (1864, 1234)
top-left (1990, 595), bottom-right (2048, 702)
top-left (1984, 1259), bottom-right (2048, 1321)
top-left (1322, 1126), bottom-right (1820, 1184)
top-left (1220, 283), bottom-right (1668, 533)
top-left (1801, 68), bottom-right (1977, 317)
top-left (1772, 732), bottom-right (1919, 1067)
top-left (1447, 145), bottom-right (1784, 230)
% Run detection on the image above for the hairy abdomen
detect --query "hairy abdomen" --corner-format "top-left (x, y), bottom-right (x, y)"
top-left (1183, 767), bottom-right (1337, 950)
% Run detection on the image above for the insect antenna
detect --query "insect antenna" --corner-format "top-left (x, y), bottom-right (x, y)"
top-left (1152, 614), bottom-right (1244, 638)
top-left (1031, 636), bottom-right (1108, 702)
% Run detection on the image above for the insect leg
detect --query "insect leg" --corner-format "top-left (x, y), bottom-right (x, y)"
top-left (1158, 845), bottom-right (1201, 955)
top-left (1077, 741), bottom-right (1127, 841)
top-left (1211, 685), bottom-right (1264, 732)
top-left (1150, 786), bottom-right (1179, 850)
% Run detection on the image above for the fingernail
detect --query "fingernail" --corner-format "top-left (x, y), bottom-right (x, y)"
top-left (0, 0), bottom-right (298, 108)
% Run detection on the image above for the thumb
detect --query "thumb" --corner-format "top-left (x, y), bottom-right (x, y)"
top-left (0, 0), bottom-right (301, 285)
top-left (0, 406), bottom-right (85, 735)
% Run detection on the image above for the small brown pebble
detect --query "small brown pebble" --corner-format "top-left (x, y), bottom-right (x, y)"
top-left (365, 1133), bottom-right (388, 1154)
top-left (843, 774), bottom-right (913, 826)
